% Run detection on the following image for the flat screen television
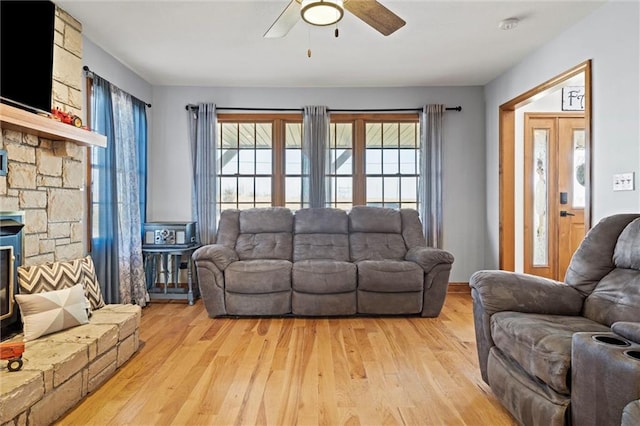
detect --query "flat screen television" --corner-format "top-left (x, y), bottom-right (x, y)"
top-left (0, 0), bottom-right (56, 114)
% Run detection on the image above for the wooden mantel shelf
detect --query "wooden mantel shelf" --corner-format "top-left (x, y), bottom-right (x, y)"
top-left (0, 103), bottom-right (107, 148)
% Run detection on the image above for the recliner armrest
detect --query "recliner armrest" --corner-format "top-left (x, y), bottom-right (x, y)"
top-left (405, 246), bottom-right (454, 273)
top-left (193, 244), bottom-right (239, 271)
top-left (469, 270), bottom-right (584, 316)
top-left (612, 321), bottom-right (640, 344)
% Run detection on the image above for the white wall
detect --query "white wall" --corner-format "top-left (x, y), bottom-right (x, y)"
top-left (82, 38), bottom-right (153, 108)
top-left (149, 85), bottom-right (486, 282)
top-left (81, 33), bottom-right (486, 282)
top-left (484, 0), bottom-right (640, 270)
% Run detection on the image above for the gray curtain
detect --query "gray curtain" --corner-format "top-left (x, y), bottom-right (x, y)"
top-left (188, 103), bottom-right (218, 244)
top-left (302, 105), bottom-right (330, 208)
top-left (90, 73), bottom-right (148, 306)
top-left (419, 104), bottom-right (444, 248)
top-left (110, 87), bottom-right (148, 305)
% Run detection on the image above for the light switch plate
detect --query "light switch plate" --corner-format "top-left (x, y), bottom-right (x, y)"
top-left (613, 172), bottom-right (635, 191)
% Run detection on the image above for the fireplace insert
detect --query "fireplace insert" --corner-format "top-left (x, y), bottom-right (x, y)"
top-left (1, 212), bottom-right (25, 340)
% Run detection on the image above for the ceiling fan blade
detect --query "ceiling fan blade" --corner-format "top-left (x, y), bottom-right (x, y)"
top-left (344, 0), bottom-right (406, 36)
top-left (264, 0), bottom-right (301, 38)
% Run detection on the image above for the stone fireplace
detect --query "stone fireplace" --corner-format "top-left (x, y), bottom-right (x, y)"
top-left (0, 6), bottom-right (88, 268)
top-left (0, 212), bottom-right (24, 338)
top-left (0, 6), bottom-right (107, 342)
top-left (0, 7), bottom-right (136, 424)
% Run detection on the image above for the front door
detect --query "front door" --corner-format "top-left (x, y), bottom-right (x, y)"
top-left (524, 113), bottom-right (586, 280)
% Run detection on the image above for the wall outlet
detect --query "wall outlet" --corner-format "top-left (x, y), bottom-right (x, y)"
top-left (613, 172), bottom-right (635, 191)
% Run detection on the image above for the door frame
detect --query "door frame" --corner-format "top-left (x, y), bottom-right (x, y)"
top-left (498, 60), bottom-right (592, 271)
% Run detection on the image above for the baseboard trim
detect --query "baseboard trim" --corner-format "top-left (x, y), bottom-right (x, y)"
top-left (447, 282), bottom-right (470, 294)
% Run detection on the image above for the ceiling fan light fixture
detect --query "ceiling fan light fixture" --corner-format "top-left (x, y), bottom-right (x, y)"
top-left (301, 0), bottom-right (344, 26)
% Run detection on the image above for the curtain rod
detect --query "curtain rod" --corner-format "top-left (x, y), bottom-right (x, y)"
top-left (185, 105), bottom-right (462, 112)
top-left (83, 66), bottom-right (152, 108)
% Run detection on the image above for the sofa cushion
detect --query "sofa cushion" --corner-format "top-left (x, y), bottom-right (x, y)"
top-left (294, 234), bottom-right (349, 262)
top-left (490, 312), bottom-right (610, 395)
top-left (583, 268), bottom-right (640, 326)
top-left (235, 233), bottom-right (293, 260)
top-left (215, 209), bottom-right (240, 248)
top-left (356, 260), bottom-right (423, 292)
top-left (349, 206), bottom-right (401, 233)
top-left (239, 207), bottom-right (293, 233)
top-left (225, 260), bottom-right (291, 294)
top-left (400, 209), bottom-right (427, 249)
top-left (17, 255), bottom-right (105, 310)
top-left (292, 260), bottom-right (356, 294)
top-left (15, 284), bottom-right (90, 341)
top-left (294, 208), bottom-right (348, 234)
top-left (487, 347), bottom-right (570, 426)
top-left (18, 258), bottom-right (84, 293)
top-left (579, 217), bottom-right (640, 325)
top-left (613, 217), bottom-right (640, 270)
top-left (350, 233), bottom-right (407, 261)
top-left (294, 208), bottom-right (349, 262)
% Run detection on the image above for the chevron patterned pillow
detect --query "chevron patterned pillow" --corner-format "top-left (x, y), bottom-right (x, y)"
top-left (15, 283), bottom-right (89, 341)
top-left (80, 255), bottom-right (105, 309)
top-left (17, 256), bottom-right (106, 310)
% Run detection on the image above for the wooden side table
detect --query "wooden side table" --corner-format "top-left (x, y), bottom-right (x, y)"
top-left (142, 244), bottom-right (201, 305)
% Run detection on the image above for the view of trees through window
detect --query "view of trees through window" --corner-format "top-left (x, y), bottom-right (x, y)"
top-left (216, 114), bottom-right (420, 215)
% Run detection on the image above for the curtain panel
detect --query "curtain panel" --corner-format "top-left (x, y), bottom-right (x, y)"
top-left (187, 103), bottom-right (218, 244)
top-left (419, 104), bottom-right (444, 248)
top-left (90, 74), bottom-right (148, 306)
top-left (302, 105), bottom-right (330, 208)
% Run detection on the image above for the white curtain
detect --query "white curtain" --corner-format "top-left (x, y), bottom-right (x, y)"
top-left (302, 105), bottom-right (330, 208)
top-left (419, 104), bottom-right (444, 248)
top-left (188, 103), bottom-right (218, 244)
top-left (109, 87), bottom-right (148, 305)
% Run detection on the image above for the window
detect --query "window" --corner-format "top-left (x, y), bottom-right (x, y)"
top-left (215, 113), bottom-right (419, 214)
top-left (327, 122), bottom-right (354, 210)
top-left (218, 121), bottom-right (273, 211)
top-left (364, 122), bottom-right (419, 210)
top-left (284, 122), bottom-right (303, 209)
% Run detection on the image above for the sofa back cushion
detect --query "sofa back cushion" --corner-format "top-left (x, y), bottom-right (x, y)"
top-left (400, 209), bottom-right (427, 249)
top-left (583, 217), bottom-right (640, 325)
top-left (349, 206), bottom-right (407, 261)
top-left (293, 208), bottom-right (349, 261)
top-left (235, 208), bottom-right (293, 260)
top-left (215, 209), bottom-right (240, 248)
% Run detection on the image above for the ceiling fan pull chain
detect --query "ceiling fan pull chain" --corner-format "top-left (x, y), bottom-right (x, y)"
top-left (307, 27), bottom-right (312, 58)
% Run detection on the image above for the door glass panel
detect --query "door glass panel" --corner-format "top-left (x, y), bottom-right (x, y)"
top-left (533, 129), bottom-right (548, 266)
top-left (572, 129), bottom-right (586, 208)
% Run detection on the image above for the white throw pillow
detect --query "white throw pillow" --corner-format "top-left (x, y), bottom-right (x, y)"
top-left (15, 284), bottom-right (89, 341)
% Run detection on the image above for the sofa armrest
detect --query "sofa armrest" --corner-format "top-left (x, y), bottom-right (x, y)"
top-left (612, 322), bottom-right (640, 343)
top-left (193, 244), bottom-right (238, 271)
top-left (405, 246), bottom-right (454, 273)
top-left (403, 247), bottom-right (454, 318)
top-left (192, 244), bottom-right (236, 317)
top-left (469, 270), bottom-right (584, 316)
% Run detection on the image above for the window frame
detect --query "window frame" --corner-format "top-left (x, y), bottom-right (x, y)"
top-left (210, 112), bottom-right (421, 213)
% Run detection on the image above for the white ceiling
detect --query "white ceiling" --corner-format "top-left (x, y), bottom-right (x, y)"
top-left (54, 0), bottom-right (607, 88)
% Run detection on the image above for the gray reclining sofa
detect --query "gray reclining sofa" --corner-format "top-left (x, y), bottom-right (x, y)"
top-left (470, 213), bottom-right (640, 426)
top-left (193, 206), bottom-right (454, 317)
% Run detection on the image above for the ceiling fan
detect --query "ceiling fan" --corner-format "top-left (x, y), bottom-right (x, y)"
top-left (264, 0), bottom-right (406, 38)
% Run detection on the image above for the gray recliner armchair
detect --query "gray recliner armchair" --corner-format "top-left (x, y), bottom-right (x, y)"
top-left (470, 213), bottom-right (640, 426)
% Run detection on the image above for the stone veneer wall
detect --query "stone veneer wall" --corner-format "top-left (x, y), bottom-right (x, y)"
top-left (0, 7), bottom-right (87, 267)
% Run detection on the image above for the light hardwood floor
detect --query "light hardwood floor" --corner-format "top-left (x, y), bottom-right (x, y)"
top-left (56, 293), bottom-right (516, 426)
